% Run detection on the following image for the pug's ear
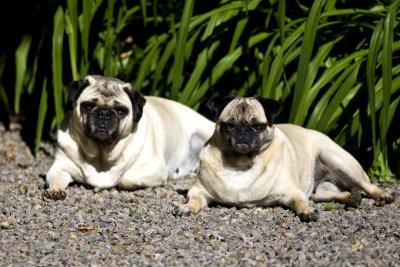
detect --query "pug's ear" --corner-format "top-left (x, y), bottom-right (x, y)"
top-left (65, 78), bottom-right (90, 110)
top-left (207, 96), bottom-right (235, 121)
top-left (254, 95), bottom-right (281, 126)
top-left (124, 85), bottom-right (146, 123)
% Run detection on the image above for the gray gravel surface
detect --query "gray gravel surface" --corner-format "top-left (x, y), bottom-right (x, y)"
top-left (0, 122), bottom-right (399, 266)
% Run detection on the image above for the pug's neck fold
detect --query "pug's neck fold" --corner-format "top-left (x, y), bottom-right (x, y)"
top-left (222, 152), bottom-right (254, 170)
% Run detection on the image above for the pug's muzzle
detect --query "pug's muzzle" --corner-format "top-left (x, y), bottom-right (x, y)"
top-left (226, 124), bottom-right (261, 154)
top-left (85, 106), bottom-right (119, 142)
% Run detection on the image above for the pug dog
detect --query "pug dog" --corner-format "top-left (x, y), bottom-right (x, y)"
top-left (177, 96), bottom-right (395, 222)
top-left (43, 75), bottom-right (215, 200)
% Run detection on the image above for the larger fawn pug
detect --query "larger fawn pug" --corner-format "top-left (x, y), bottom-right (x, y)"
top-left (44, 75), bottom-right (215, 200)
top-left (177, 96), bottom-right (395, 222)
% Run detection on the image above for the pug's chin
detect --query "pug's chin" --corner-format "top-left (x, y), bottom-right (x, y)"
top-left (93, 131), bottom-right (109, 141)
top-left (227, 140), bottom-right (262, 155)
top-left (232, 143), bottom-right (254, 154)
top-left (86, 128), bottom-right (118, 143)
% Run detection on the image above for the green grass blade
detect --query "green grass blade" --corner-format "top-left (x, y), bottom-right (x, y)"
top-left (378, 0), bottom-right (398, 181)
top-left (103, 0), bottom-right (117, 76)
top-left (150, 36), bottom-right (177, 95)
top-left (366, 19), bottom-right (383, 168)
top-left (263, 21), bottom-right (306, 98)
top-left (381, 3), bottom-right (396, 135)
top-left (0, 54), bottom-right (10, 114)
top-left (259, 33), bottom-right (279, 96)
top-left (334, 42), bottom-right (400, 147)
top-left (66, 0), bottom-right (79, 80)
top-left (315, 63), bottom-right (362, 132)
top-left (179, 41), bottom-right (220, 104)
top-left (307, 62), bottom-right (360, 130)
top-left (290, 0), bottom-right (326, 124)
top-left (229, 17), bottom-right (248, 53)
top-left (81, 0), bottom-right (102, 75)
top-left (35, 78), bottom-right (48, 153)
top-left (171, 0), bottom-right (194, 100)
top-left (188, 32), bottom-right (269, 107)
top-left (296, 39), bottom-right (339, 125)
top-left (189, 1), bottom-right (258, 31)
top-left (52, 6), bottom-right (65, 126)
top-left (140, 0), bottom-right (147, 28)
top-left (135, 34), bottom-right (168, 89)
top-left (14, 35), bottom-right (32, 115)
top-left (277, 0), bottom-right (286, 45)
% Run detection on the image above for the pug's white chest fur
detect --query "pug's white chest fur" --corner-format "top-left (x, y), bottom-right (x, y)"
top-left (199, 154), bottom-right (280, 206)
top-left (56, 126), bottom-right (145, 189)
top-left (83, 166), bottom-right (122, 188)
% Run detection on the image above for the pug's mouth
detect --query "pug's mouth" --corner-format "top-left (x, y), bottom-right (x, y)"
top-left (226, 137), bottom-right (262, 155)
top-left (232, 142), bottom-right (255, 154)
top-left (84, 123), bottom-right (118, 142)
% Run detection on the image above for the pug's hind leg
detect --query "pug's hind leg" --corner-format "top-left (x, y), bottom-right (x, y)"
top-left (318, 144), bottom-right (395, 205)
top-left (311, 182), bottom-right (362, 208)
top-left (175, 186), bottom-right (209, 216)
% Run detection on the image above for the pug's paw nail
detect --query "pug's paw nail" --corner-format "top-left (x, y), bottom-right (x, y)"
top-left (298, 209), bottom-right (319, 222)
top-left (172, 205), bottom-right (194, 217)
top-left (374, 192), bottom-right (395, 206)
top-left (172, 207), bottom-right (185, 217)
top-left (43, 189), bottom-right (67, 200)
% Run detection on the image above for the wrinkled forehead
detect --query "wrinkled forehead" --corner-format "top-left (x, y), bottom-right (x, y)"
top-left (220, 97), bottom-right (267, 122)
top-left (79, 77), bottom-right (130, 105)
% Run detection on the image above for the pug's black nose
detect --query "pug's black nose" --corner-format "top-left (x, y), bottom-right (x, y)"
top-left (97, 108), bottom-right (113, 120)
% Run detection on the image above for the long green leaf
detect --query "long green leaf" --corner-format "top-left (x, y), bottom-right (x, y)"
top-left (277, 0), bottom-right (286, 45)
top-left (81, 0), bottom-right (102, 75)
top-left (150, 35), bottom-right (177, 95)
top-left (66, 0), bottom-right (79, 80)
top-left (171, 0), bottom-right (194, 100)
top-left (35, 79), bottom-right (48, 153)
top-left (378, 0), bottom-right (398, 181)
top-left (316, 63), bottom-right (362, 132)
top-left (179, 41), bottom-right (220, 103)
top-left (263, 19), bottom-right (307, 98)
top-left (187, 32), bottom-right (270, 107)
top-left (14, 35), bottom-right (32, 115)
top-left (366, 19), bottom-right (383, 170)
top-left (294, 38), bottom-right (339, 125)
top-left (0, 54), bottom-right (10, 114)
top-left (290, 0), bottom-right (326, 124)
top-left (135, 35), bottom-right (168, 89)
top-left (103, 0), bottom-right (117, 76)
top-left (307, 62), bottom-right (360, 130)
top-left (52, 7), bottom-right (65, 126)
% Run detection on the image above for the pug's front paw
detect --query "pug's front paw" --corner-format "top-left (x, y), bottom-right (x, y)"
top-left (298, 207), bottom-right (319, 222)
top-left (43, 189), bottom-right (67, 200)
top-left (374, 191), bottom-right (395, 207)
top-left (173, 203), bottom-right (200, 217)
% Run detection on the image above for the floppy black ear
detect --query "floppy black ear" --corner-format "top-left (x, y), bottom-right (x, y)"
top-left (207, 96), bottom-right (235, 121)
top-left (124, 87), bottom-right (146, 123)
top-left (66, 78), bottom-right (90, 110)
top-left (254, 95), bottom-right (281, 126)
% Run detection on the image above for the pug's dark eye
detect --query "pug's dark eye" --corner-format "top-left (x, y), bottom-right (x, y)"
top-left (221, 122), bottom-right (236, 130)
top-left (254, 123), bottom-right (267, 132)
top-left (115, 107), bottom-right (128, 117)
top-left (81, 102), bottom-right (96, 111)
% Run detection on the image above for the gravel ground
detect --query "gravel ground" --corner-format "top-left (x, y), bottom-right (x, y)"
top-left (0, 122), bottom-right (399, 267)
